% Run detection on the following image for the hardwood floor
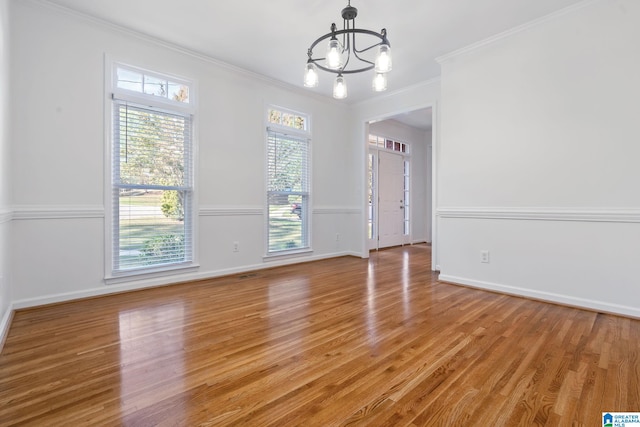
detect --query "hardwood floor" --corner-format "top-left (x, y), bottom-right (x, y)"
top-left (1, 245), bottom-right (638, 426)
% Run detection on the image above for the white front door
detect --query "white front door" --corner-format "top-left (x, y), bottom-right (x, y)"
top-left (378, 151), bottom-right (405, 248)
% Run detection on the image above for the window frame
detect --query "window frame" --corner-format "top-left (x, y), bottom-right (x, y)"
top-left (403, 158), bottom-right (410, 236)
top-left (368, 151), bottom-right (376, 241)
top-left (264, 105), bottom-right (312, 257)
top-left (104, 60), bottom-right (198, 282)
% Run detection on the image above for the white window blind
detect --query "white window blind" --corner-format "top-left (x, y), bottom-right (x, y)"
top-left (112, 99), bottom-right (193, 272)
top-left (266, 128), bottom-right (310, 253)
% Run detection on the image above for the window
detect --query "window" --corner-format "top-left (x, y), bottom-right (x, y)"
top-left (116, 65), bottom-right (190, 103)
top-left (109, 64), bottom-right (194, 275)
top-left (268, 108), bottom-right (307, 131)
top-left (266, 107), bottom-right (310, 254)
top-left (369, 134), bottom-right (409, 154)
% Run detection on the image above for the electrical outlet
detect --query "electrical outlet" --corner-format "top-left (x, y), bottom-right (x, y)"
top-left (480, 250), bottom-right (490, 263)
top-left (233, 241), bottom-right (239, 252)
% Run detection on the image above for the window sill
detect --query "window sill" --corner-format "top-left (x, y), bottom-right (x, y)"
top-left (263, 248), bottom-right (313, 261)
top-left (105, 262), bottom-right (200, 285)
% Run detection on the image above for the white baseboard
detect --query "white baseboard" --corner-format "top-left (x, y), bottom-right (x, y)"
top-left (438, 274), bottom-right (640, 319)
top-left (12, 250), bottom-right (361, 310)
top-left (0, 304), bottom-right (14, 353)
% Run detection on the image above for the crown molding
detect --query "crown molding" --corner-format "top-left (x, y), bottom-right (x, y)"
top-left (436, 0), bottom-right (602, 64)
top-left (31, 0), bottom-right (341, 106)
top-left (351, 77), bottom-right (441, 109)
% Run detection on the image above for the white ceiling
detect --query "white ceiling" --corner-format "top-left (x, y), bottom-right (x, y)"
top-left (43, 0), bottom-right (585, 108)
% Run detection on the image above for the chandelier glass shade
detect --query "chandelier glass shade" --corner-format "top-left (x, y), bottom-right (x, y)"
top-left (333, 74), bottom-right (348, 99)
top-left (372, 72), bottom-right (387, 92)
top-left (304, 1), bottom-right (392, 99)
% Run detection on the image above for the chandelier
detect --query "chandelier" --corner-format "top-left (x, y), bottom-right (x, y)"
top-left (303, 1), bottom-right (392, 99)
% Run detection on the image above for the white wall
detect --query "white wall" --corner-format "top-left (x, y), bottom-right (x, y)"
top-left (0, 0), bottom-right (11, 344)
top-left (368, 119), bottom-right (431, 243)
top-left (437, 0), bottom-right (640, 317)
top-left (9, 0), bottom-right (359, 307)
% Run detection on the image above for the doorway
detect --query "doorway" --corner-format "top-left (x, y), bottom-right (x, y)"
top-left (378, 150), bottom-right (406, 247)
top-left (370, 149), bottom-right (409, 249)
top-left (366, 107), bottom-right (433, 253)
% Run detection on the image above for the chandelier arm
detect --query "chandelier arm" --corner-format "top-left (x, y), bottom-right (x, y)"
top-left (341, 48), bottom-right (351, 72)
top-left (307, 29), bottom-right (388, 74)
top-left (342, 19), bottom-right (349, 52)
top-left (346, 18), bottom-right (353, 52)
top-left (351, 49), bottom-right (375, 66)
top-left (351, 25), bottom-right (384, 57)
top-left (340, 29), bottom-right (356, 71)
top-left (308, 28), bottom-right (386, 54)
top-left (307, 56), bottom-right (364, 71)
top-left (353, 41), bottom-right (384, 54)
top-left (311, 62), bottom-right (374, 75)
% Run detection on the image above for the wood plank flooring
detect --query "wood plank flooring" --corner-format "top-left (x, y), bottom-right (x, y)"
top-left (1, 244), bottom-right (638, 426)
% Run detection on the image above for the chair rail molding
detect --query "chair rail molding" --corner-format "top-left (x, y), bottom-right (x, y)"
top-left (0, 209), bottom-right (12, 224)
top-left (12, 205), bottom-right (105, 220)
top-left (437, 207), bottom-right (640, 223)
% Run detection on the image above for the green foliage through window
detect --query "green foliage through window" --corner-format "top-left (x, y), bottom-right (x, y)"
top-left (112, 64), bottom-right (193, 273)
top-left (266, 124), bottom-right (310, 253)
top-left (268, 107), bottom-right (306, 131)
top-left (161, 190), bottom-right (184, 220)
top-left (139, 233), bottom-right (185, 266)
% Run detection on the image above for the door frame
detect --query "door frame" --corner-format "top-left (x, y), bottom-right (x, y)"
top-left (368, 147), bottom-right (411, 250)
top-left (361, 103), bottom-right (438, 271)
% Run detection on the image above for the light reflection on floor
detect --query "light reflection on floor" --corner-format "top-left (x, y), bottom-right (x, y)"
top-left (118, 302), bottom-right (186, 417)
